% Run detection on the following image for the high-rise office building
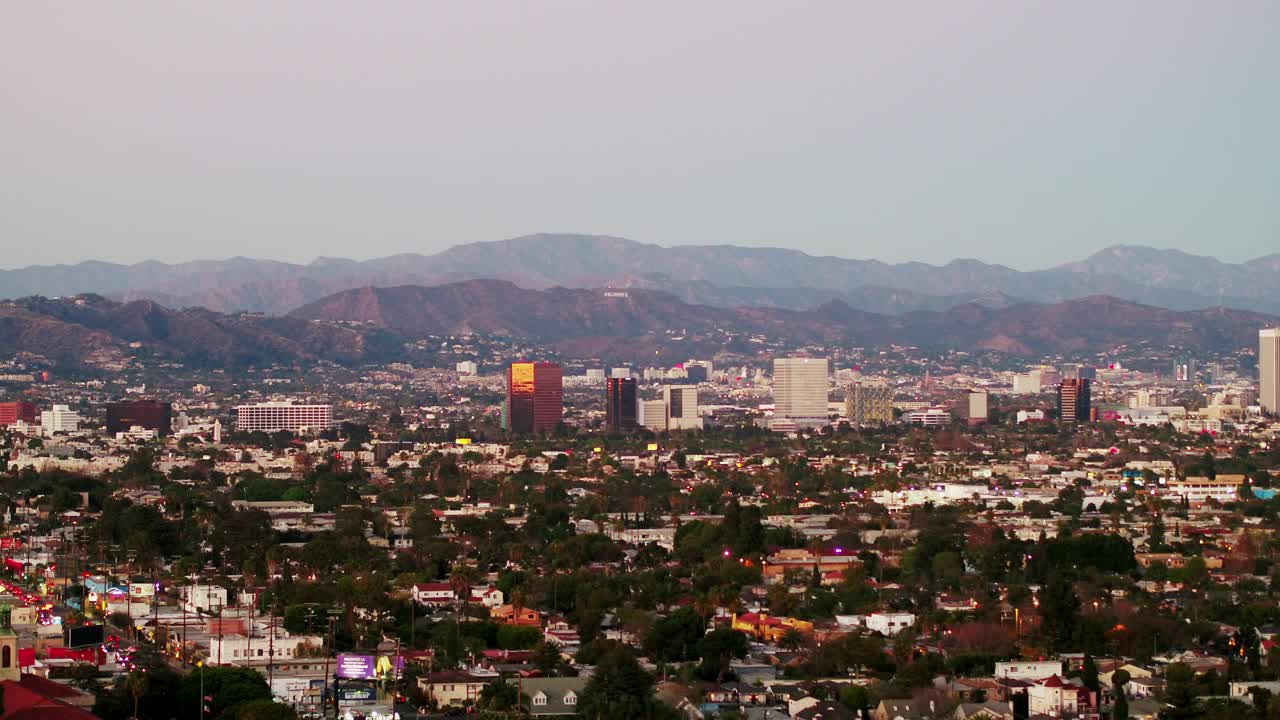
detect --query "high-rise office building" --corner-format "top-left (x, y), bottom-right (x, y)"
top-left (106, 399), bottom-right (173, 436)
top-left (41, 405), bottom-right (81, 435)
top-left (1012, 371), bottom-right (1042, 394)
top-left (845, 380), bottom-right (894, 426)
top-left (0, 402), bottom-right (37, 427)
top-left (234, 402), bottom-right (333, 433)
top-left (967, 390), bottom-right (989, 426)
top-left (684, 364), bottom-right (709, 383)
top-left (1058, 379), bottom-right (1091, 423)
top-left (1262, 329), bottom-right (1280, 413)
top-left (639, 400), bottom-right (667, 432)
top-left (605, 377), bottom-right (638, 433)
top-left (773, 357), bottom-right (829, 429)
top-left (663, 385), bottom-right (702, 431)
top-left (1173, 357), bottom-right (1195, 383)
top-left (506, 362), bottom-right (563, 434)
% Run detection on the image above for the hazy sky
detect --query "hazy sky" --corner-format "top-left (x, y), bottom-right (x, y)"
top-left (3, 2), bottom-right (1277, 270)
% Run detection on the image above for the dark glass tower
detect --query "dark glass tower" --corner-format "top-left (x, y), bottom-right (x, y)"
top-left (605, 377), bottom-right (637, 432)
top-left (1058, 379), bottom-right (1091, 423)
top-left (106, 399), bottom-right (174, 435)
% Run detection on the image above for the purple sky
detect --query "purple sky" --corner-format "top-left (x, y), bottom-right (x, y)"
top-left (2, 1), bottom-right (1277, 269)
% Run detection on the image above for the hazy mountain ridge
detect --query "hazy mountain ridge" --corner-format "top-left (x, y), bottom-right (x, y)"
top-left (290, 280), bottom-right (1275, 358)
top-left (3, 282), bottom-right (1272, 368)
top-left (3, 234), bottom-right (1278, 315)
top-left (0, 295), bottom-right (394, 368)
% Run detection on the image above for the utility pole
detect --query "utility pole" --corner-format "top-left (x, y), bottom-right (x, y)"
top-left (323, 610), bottom-right (340, 720)
top-left (245, 589), bottom-right (254, 670)
top-left (267, 611), bottom-right (275, 688)
top-left (181, 585), bottom-right (188, 665)
top-left (216, 600), bottom-right (224, 666)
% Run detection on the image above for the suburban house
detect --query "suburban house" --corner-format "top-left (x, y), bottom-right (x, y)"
top-left (412, 582), bottom-right (456, 607)
top-left (470, 585), bottom-right (505, 607)
top-left (418, 670), bottom-right (490, 707)
top-left (953, 701), bottom-right (1015, 720)
top-left (542, 617), bottom-right (581, 651)
top-left (873, 698), bottom-right (939, 720)
top-left (491, 604), bottom-right (542, 626)
top-left (730, 612), bottom-right (814, 643)
top-left (522, 676), bottom-right (589, 716)
top-left (1026, 675), bottom-right (1099, 719)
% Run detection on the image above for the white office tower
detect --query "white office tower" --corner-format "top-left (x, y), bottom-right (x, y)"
top-left (41, 405), bottom-right (81, 435)
top-left (772, 357), bottom-right (829, 430)
top-left (585, 369), bottom-right (606, 381)
top-left (967, 390), bottom-right (989, 425)
top-left (1012, 371), bottom-right (1042, 394)
top-left (456, 361), bottom-right (478, 376)
top-left (610, 367), bottom-right (632, 379)
top-left (235, 402), bottom-right (333, 433)
top-left (1262, 329), bottom-right (1280, 413)
top-left (639, 400), bottom-right (667, 432)
top-left (663, 385), bottom-right (702, 431)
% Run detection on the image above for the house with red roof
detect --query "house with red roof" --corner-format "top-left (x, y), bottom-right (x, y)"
top-left (1026, 675), bottom-right (1098, 719)
top-left (411, 582), bottom-right (456, 607)
top-left (0, 675), bottom-right (99, 719)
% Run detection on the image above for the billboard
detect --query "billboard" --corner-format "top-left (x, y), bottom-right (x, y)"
top-left (339, 687), bottom-right (375, 701)
top-left (66, 624), bottom-right (105, 649)
top-left (336, 653), bottom-right (376, 679)
top-left (129, 583), bottom-right (155, 599)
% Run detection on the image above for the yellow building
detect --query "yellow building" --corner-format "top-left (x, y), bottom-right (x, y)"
top-left (730, 612), bottom-right (813, 642)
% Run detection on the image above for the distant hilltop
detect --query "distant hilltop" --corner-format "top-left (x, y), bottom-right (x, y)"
top-left (1, 234), bottom-right (1278, 316)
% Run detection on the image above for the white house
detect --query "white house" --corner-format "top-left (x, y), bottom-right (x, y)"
top-left (994, 661), bottom-right (1064, 681)
top-left (864, 612), bottom-right (916, 636)
top-left (1026, 676), bottom-right (1096, 718)
top-left (182, 584), bottom-right (229, 614)
top-left (208, 632), bottom-right (323, 666)
top-left (470, 585), bottom-right (505, 608)
top-left (412, 582), bottom-right (456, 606)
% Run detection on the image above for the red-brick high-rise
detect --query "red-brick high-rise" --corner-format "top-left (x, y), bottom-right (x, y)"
top-left (0, 402), bottom-right (37, 427)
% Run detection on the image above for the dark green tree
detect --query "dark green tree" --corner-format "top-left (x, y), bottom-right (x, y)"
top-left (1039, 575), bottom-right (1081, 650)
top-left (576, 645), bottom-right (677, 720)
top-left (1081, 654), bottom-right (1100, 693)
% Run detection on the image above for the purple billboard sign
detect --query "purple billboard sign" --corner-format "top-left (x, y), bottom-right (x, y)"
top-left (336, 653), bottom-right (376, 679)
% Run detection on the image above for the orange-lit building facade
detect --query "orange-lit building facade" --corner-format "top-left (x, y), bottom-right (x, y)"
top-left (506, 362), bottom-right (563, 434)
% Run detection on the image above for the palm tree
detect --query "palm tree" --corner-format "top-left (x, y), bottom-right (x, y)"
top-left (126, 670), bottom-right (149, 719)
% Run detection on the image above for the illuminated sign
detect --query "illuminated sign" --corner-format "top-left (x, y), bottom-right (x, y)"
top-left (336, 653), bottom-right (376, 679)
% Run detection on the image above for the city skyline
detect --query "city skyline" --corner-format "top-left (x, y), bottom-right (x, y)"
top-left (4, 4), bottom-right (1280, 719)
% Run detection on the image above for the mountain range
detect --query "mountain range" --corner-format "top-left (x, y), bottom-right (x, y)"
top-left (3, 281), bottom-right (1272, 369)
top-left (2, 234), bottom-right (1278, 315)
